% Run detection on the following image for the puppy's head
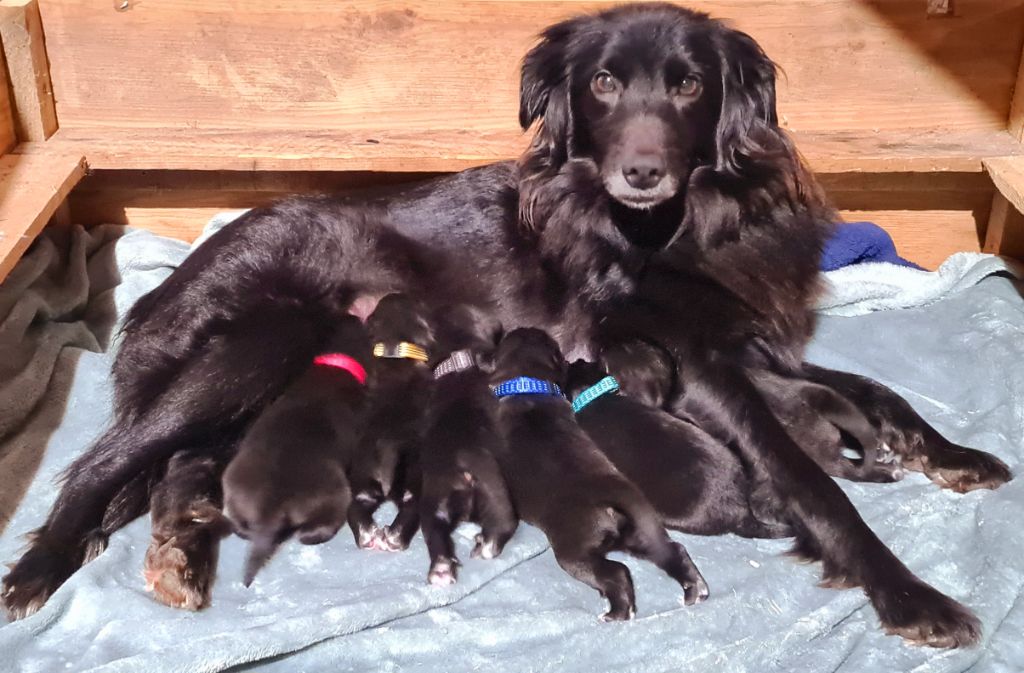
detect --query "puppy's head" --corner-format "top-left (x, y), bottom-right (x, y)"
top-left (492, 327), bottom-right (567, 386)
top-left (565, 359), bottom-right (608, 400)
top-left (431, 303), bottom-right (503, 369)
top-left (223, 456), bottom-right (348, 586)
top-left (520, 4), bottom-right (779, 211)
top-left (365, 293), bottom-right (436, 356)
top-left (600, 340), bottom-right (675, 409)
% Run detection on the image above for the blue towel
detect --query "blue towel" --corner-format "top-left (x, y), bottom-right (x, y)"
top-left (821, 221), bottom-right (922, 272)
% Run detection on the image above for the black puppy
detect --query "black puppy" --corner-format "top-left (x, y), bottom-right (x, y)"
top-left (491, 328), bottom-right (708, 620)
top-left (346, 293), bottom-right (435, 552)
top-left (221, 316), bottom-right (371, 585)
top-left (418, 306), bottom-right (517, 586)
top-left (567, 352), bottom-right (789, 539)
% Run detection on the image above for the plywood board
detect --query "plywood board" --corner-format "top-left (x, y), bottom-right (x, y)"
top-left (1, 0), bottom-right (57, 141)
top-left (36, 0), bottom-right (1024, 136)
top-left (0, 152), bottom-right (86, 282)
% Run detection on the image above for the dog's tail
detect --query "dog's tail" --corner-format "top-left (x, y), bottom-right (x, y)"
top-left (243, 534), bottom-right (281, 587)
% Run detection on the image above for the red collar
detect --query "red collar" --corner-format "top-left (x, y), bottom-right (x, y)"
top-left (312, 353), bottom-right (367, 385)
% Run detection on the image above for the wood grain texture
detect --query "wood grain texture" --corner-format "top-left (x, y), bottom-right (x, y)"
top-left (983, 156), bottom-right (1024, 213)
top-left (0, 51), bottom-right (16, 154)
top-left (983, 191), bottom-right (1024, 258)
top-left (1, 0), bottom-right (57, 141)
top-left (23, 127), bottom-right (1023, 174)
top-left (36, 0), bottom-right (1024, 136)
top-left (0, 152), bottom-right (86, 283)
top-left (62, 203), bottom-right (983, 270)
top-left (1009, 42), bottom-right (1024, 139)
top-left (62, 167), bottom-right (991, 270)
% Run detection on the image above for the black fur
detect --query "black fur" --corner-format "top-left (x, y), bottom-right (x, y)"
top-left (2, 4), bottom-right (1009, 645)
top-left (221, 316), bottom-right (371, 585)
top-left (418, 305), bottom-right (517, 586)
top-left (491, 328), bottom-right (708, 619)
top-left (567, 355), bottom-right (789, 539)
top-left (346, 294), bottom-right (434, 553)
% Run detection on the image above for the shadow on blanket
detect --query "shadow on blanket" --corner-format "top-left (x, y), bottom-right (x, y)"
top-left (0, 226), bottom-right (123, 533)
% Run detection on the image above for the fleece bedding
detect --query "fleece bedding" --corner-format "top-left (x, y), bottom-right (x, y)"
top-left (0, 220), bottom-right (1021, 673)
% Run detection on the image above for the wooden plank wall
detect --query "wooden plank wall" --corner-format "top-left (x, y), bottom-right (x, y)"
top-left (22, 0), bottom-right (1024, 270)
top-left (36, 0), bottom-right (1024, 136)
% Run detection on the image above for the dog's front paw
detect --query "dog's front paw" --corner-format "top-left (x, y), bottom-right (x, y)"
top-left (427, 557), bottom-right (459, 587)
top-left (923, 447), bottom-right (1012, 493)
top-left (871, 578), bottom-right (981, 648)
top-left (2, 542), bottom-right (81, 621)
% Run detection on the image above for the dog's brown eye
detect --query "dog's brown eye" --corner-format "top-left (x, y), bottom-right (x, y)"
top-left (674, 76), bottom-right (702, 98)
top-left (592, 71), bottom-right (618, 95)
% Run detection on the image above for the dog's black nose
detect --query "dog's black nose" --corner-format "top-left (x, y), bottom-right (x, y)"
top-left (622, 156), bottom-right (665, 190)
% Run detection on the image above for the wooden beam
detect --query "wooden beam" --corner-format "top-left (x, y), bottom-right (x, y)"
top-left (0, 152), bottom-right (86, 283)
top-left (0, 0), bottom-right (57, 142)
top-left (983, 156), bottom-right (1024, 213)
top-left (0, 49), bottom-right (16, 154)
top-left (1010, 41), bottom-right (1024, 140)
top-left (983, 192), bottom-right (1024, 258)
top-left (18, 128), bottom-right (1024, 175)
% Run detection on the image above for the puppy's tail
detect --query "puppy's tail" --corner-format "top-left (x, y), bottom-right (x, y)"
top-left (243, 534), bottom-right (281, 587)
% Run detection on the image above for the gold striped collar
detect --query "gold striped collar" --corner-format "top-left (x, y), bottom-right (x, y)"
top-left (372, 341), bottom-right (429, 363)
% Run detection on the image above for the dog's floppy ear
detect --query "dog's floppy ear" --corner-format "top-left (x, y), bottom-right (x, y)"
top-left (711, 26), bottom-right (780, 177)
top-left (519, 18), bottom-right (585, 162)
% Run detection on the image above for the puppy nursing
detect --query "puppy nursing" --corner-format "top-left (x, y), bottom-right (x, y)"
top-left (419, 306), bottom-right (517, 586)
top-left (222, 316), bottom-right (371, 585)
top-left (346, 293), bottom-right (435, 552)
top-left (491, 328), bottom-right (709, 619)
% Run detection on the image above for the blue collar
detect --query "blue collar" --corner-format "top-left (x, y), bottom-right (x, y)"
top-left (492, 376), bottom-right (564, 399)
top-left (571, 376), bottom-right (620, 413)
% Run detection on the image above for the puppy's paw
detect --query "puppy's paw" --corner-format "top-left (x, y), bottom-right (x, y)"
top-left (470, 534), bottom-right (501, 560)
top-left (923, 447), bottom-right (1012, 493)
top-left (599, 605), bottom-right (635, 622)
top-left (2, 543), bottom-right (80, 621)
top-left (143, 533), bottom-right (217, 611)
top-left (680, 575), bottom-right (710, 606)
top-left (355, 525), bottom-right (385, 550)
top-left (427, 558), bottom-right (459, 587)
top-left (379, 526), bottom-right (410, 553)
top-left (872, 579), bottom-right (981, 648)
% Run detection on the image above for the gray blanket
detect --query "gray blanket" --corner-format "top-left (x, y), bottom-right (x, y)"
top-left (0, 223), bottom-right (1021, 673)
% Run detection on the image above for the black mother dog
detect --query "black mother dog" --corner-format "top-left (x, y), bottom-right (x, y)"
top-left (3, 4), bottom-right (1010, 647)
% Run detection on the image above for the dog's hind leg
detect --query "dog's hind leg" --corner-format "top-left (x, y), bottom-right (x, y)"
top-left (618, 503), bottom-right (709, 606)
top-left (347, 480), bottom-right (387, 551)
top-left (469, 458), bottom-right (518, 560)
top-left (144, 449), bottom-right (231, 610)
top-left (419, 489), bottom-right (465, 586)
top-left (553, 546), bottom-right (636, 622)
top-left (2, 310), bottom-right (319, 620)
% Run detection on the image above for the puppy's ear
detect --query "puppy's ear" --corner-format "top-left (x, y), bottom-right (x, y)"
top-left (711, 26), bottom-right (780, 177)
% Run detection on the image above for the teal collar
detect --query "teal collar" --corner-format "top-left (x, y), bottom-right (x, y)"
top-left (571, 376), bottom-right (620, 413)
